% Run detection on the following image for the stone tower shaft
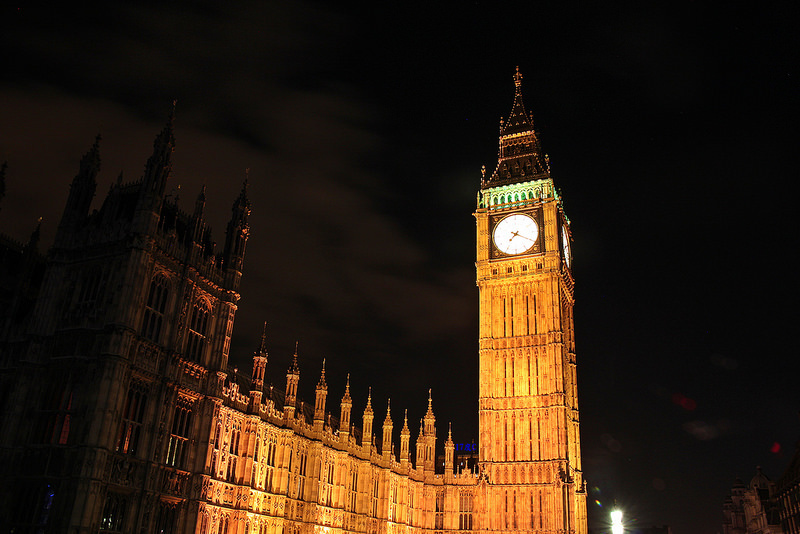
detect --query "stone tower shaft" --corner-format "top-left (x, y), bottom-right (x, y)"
top-left (474, 68), bottom-right (586, 534)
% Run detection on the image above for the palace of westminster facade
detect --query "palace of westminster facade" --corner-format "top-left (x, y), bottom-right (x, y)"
top-left (0, 71), bottom-right (587, 534)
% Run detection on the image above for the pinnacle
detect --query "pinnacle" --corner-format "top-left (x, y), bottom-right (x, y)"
top-left (502, 67), bottom-right (534, 136)
top-left (317, 358), bottom-right (327, 389)
top-left (255, 321), bottom-right (268, 357)
top-left (287, 341), bottom-right (300, 374)
top-left (384, 399), bottom-right (392, 424)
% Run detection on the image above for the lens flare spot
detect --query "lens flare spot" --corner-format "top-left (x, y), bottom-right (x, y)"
top-left (771, 442), bottom-right (781, 454)
top-left (671, 392), bottom-right (697, 411)
top-left (595, 500), bottom-right (603, 507)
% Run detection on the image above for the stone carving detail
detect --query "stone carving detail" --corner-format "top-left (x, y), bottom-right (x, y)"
top-left (108, 455), bottom-right (138, 486)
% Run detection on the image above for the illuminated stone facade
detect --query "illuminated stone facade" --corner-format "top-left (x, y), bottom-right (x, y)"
top-left (0, 71), bottom-right (585, 534)
top-left (474, 68), bottom-right (587, 534)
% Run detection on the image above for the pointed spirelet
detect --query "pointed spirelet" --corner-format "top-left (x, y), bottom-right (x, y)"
top-left (230, 174), bottom-right (251, 225)
top-left (342, 373), bottom-right (352, 403)
top-left (401, 409), bottom-right (410, 434)
top-left (288, 341), bottom-right (300, 374)
top-left (80, 134), bottom-right (102, 179)
top-left (194, 185), bottom-right (206, 217)
top-left (27, 217), bottom-right (42, 249)
top-left (365, 387), bottom-right (373, 413)
top-left (501, 66), bottom-right (535, 136)
top-left (255, 322), bottom-right (268, 359)
top-left (384, 399), bottom-right (392, 424)
top-left (486, 67), bottom-right (547, 186)
top-left (142, 109), bottom-right (175, 195)
top-left (317, 358), bottom-right (327, 389)
top-left (426, 388), bottom-right (434, 417)
top-left (447, 422), bottom-right (453, 443)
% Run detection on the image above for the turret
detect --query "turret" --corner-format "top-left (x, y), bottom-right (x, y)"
top-left (415, 419), bottom-right (425, 471)
top-left (362, 388), bottom-right (374, 451)
top-left (314, 359), bottom-right (328, 431)
top-left (400, 410), bottom-right (410, 469)
top-left (191, 185), bottom-right (207, 244)
top-left (423, 390), bottom-right (436, 472)
top-left (382, 399), bottom-right (393, 461)
top-left (444, 423), bottom-right (454, 480)
top-left (250, 322), bottom-right (268, 408)
top-left (57, 136), bottom-right (100, 241)
top-left (284, 342), bottom-right (300, 421)
top-left (222, 178), bottom-right (250, 274)
top-left (339, 375), bottom-right (352, 442)
top-left (139, 111), bottom-right (175, 210)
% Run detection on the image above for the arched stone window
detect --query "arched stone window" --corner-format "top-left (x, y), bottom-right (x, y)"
top-left (142, 275), bottom-right (169, 343)
top-left (115, 381), bottom-right (148, 455)
top-left (186, 302), bottom-right (210, 362)
top-left (166, 397), bottom-right (193, 468)
top-left (100, 493), bottom-right (127, 532)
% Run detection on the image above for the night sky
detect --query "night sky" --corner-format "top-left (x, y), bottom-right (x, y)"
top-left (1, 2), bottom-right (798, 533)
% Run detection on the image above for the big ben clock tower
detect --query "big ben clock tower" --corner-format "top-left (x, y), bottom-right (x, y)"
top-left (475, 68), bottom-right (587, 534)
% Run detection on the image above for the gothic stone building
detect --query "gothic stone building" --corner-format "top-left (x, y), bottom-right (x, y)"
top-left (0, 71), bottom-right (586, 534)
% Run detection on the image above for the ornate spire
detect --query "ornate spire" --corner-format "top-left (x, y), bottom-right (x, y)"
top-left (365, 387), bottom-right (373, 414)
top-left (26, 217), bottom-right (42, 252)
top-left (502, 66), bottom-right (534, 136)
top-left (317, 358), bottom-right (327, 389)
top-left (142, 109), bottom-right (175, 196)
top-left (342, 373), bottom-right (352, 403)
top-left (255, 322), bottom-right (268, 359)
top-left (57, 136), bottom-right (100, 238)
top-left (384, 398), bottom-right (392, 424)
top-left (194, 185), bottom-right (206, 217)
top-left (251, 322), bottom-right (267, 403)
top-left (485, 67), bottom-right (548, 187)
top-left (223, 174), bottom-right (251, 272)
top-left (425, 388), bottom-right (434, 417)
top-left (401, 409), bottom-right (409, 434)
top-left (231, 177), bottom-right (250, 224)
top-left (288, 341), bottom-right (300, 374)
top-left (81, 134), bottom-right (102, 178)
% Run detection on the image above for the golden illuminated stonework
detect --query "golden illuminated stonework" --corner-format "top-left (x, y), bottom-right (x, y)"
top-left (0, 69), bottom-right (586, 534)
top-left (473, 66), bottom-right (587, 534)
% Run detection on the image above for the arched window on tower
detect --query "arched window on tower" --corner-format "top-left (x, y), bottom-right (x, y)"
top-left (166, 397), bottom-right (193, 468)
top-left (142, 275), bottom-right (169, 343)
top-left (115, 381), bottom-right (148, 456)
top-left (186, 302), bottom-right (210, 362)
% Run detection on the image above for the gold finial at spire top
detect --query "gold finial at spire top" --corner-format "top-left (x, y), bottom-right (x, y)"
top-left (514, 66), bottom-right (523, 90)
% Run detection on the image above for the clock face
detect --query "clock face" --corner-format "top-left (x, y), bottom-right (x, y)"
top-left (493, 214), bottom-right (539, 255)
top-left (562, 225), bottom-right (571, 268)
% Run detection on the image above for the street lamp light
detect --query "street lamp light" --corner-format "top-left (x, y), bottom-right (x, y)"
top-left (611, 510), bottom-right (623, 534)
